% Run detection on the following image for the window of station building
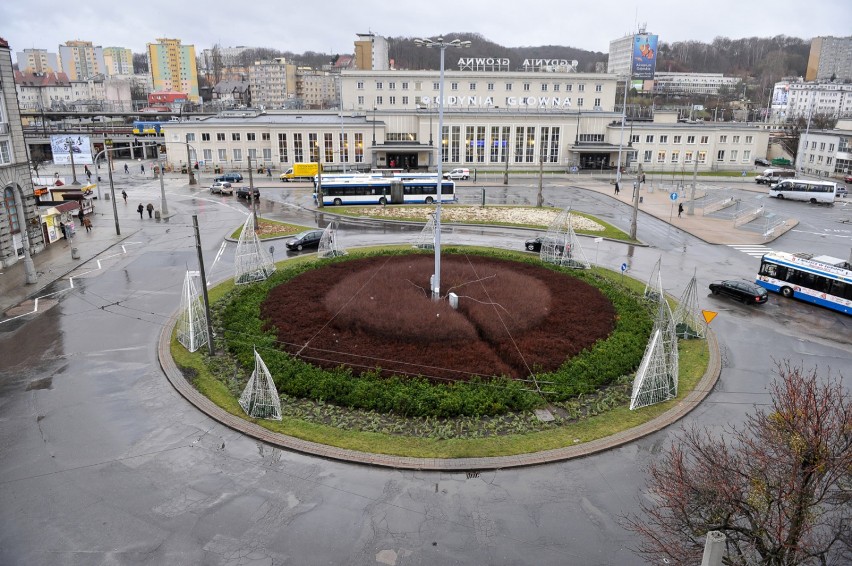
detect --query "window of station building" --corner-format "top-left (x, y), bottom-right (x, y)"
top-left (201, 133), bottom-right (211, 141)
top-left (578, 134), bottom-right (604, 142)
top-left (354, 133), bottom-right (364, 163)
top-left (746, 135), bottom-right (754, 144)
top-left (631, 134), bottom-right (639, 144)
top-left (232, 133), bottom-right (241, 141)
top-left (358, 96), bottom-right (364, 105)
top-left (719, 135), bottom-right (727, 143)
top-left (523, 83), bottom-right (531, 91)
top-left (541, 84), bottom-right (548, 92)
top-left (450, 126), bottom-right (461, 163)
top-left (376, 81), bottom-right (383, 90)
top-left (402, 96), bottom-right (408, 105)
top-left (376, 96), bottom-right (383, 105)
top-left (248, 148), bottom-right (257, 160)
top-left (401, 82), bottom-right (408, 90)
top-left (659, 135), bottom-right (668, 144)
top-left (324, 133), bottom-right (334, 162)
top-left (388, 82), bottom-right (395, 90)
top-left (217, 133), bottom-right (226, 141)
top-left (819, 142), bottom-right (826, 151)
top-left (247, 132), bottom-right (256, 141)
top-left (357, 80), bottom-right (365, 90)
top-left (433, 82), bottom-right (440, 90)
top-left (645, 135), bottom-right (654, 143)
top-left (487, 82), bottom-right (495, 91)
top-left (685, 150), bottom-right (694, 163)
top-left (577, 98), bottom-right (584, 106)
top-left (698, 150), bottom-right (707, 164)
top-left (469, 82), bottom-right (477, 90)
top-left (553, 84), bottom-right (560, 92)
top-left (464, 126), bottom-right (475, 163)
top-left (451, 82), bottom-right (459, 91)
top-left (339, 133), bottom-right (349, 163)
top-left (657, 150), bottom-right (666, 163)
top-left (701, 135), bottom-right (709, 144)
top-left (217, 148), bottom-right (227, 162)
top-left (186, 133), bottom-right (196, 142)
top-left (732, 135), bottom-right (740, 144)
top-left (513, 126), bottom-right (525, 163)
top-left (203, 149), bottom-right (212, 161)
top-left (309, 133), bottom-right (319, 162)
top-left (671, 151), bottom-right (679, 163)
top-left (673, 135), bottom-right (682, 144)
top-left (505, 83), bottom-right (512, 91)
top-left (565, 84), bottom-right (573, 92)
top-left (233, 148), bottom-right (242, 162)
top-left (389, 96), bottom-right (396, 105)
top-left (643, 150), bottom-right (652, 162)
top-left (687, 135), bottom-right (695, 144)
top-left (293, 133), bottom-right (303, 162)
top-left (578, 83), bottom-right (585, 92)
top-left (263, 148), bottom-right (272, 161)
top-left (262, 133), bottom-right (270, 141)
top-left (595, 84), bottom-right (602, 92)
top-left (729, 150), bottom-right (738, 162)
top-left (476, 126), bottom-right (486, 163)
top-left (716, 149), bottom-right (725, 161)
top-left (743, 149), bottom-right (751, 162)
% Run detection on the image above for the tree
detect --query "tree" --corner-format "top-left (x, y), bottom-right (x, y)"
top-left (132, 53), bottom-right (148, 74)
top-left (779, 113), bottom-right (839, 161)
top-left (625, 362), bottom-right (851, 565)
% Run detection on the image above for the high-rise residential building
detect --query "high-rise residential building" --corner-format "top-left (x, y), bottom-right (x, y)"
top-left (806, 36), bottom-right (852, 81)
top-left (248, 58), bottom-right (293, 109)
top-left (103, 47), bottom-right (134, 76)
top-left (147, 38), bottom-right (199, 102)
top-left (354, 33), bottom-right (389, 71)
top-left (1, 37), bottom-right (45, 267)
top-left (58, 40), bottom-right (105, 80)
top-left (607, 33), bottom-right (635, 77)
top-left (15, 48), bottom-right (59, 74)
top-left (296, 68), bottom-right (337, 109)
top-left (608, 26), bottom-right (658, 80)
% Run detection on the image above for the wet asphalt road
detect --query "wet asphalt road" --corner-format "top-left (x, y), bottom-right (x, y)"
top-left (1, 176), bottom-right (850, 565)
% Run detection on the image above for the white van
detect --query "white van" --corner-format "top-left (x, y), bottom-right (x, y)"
top-left (769, 180), bottom-right (836, 204)
top-left (444, 168), bottom-right (470, 180)
top-left (755, 168), bottom-right (795, 185)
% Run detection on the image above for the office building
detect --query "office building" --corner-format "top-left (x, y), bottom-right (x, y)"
top-left (146, 38), bottom-right (199, 102)
top-left (1, 37), bottom-right (45, 267)
top-left (58, 40), bottom-right (106, 80)
top-left (15, 48), bottom-right (59, 74)
top-left (797, 119), bottom-right (852, 178)
top-left (652, 73), bottom-right (741, 96)
top-left (103, 47), bottom-right (134, 76)
top-left (805, 36), bottom-right (852, 81)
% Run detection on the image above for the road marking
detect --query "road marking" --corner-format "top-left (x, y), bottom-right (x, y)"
top-left (727, 244), bottom-right (772, 258)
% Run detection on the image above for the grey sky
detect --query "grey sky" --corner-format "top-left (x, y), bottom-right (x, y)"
top-left (2, 0), bottom-right (850, 58)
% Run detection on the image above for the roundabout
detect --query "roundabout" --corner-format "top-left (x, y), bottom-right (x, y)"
top-left (160, 247), bottom-right (721, 469)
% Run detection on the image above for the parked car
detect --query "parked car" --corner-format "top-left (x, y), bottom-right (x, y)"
top-left (443, 168), bottom-right (470, 180)
top-left (754, 158), bottom-right (771, 166)
top-left (524, 236), bottom-right (568, 254)
top-left (236, 185), bottom-right (260, 200)
top-left (843, 174), bottom-right (852, 184)
top-left (215, 172), bottom-right (244, 183)
top-left (709, 280), bottom-right (768, 305)
top-left (285, 229), bottom-right (324, 251)
top-left (209, 181), bottom-right (233, 195)
top-left (836, 185), bottom-right (848, 198)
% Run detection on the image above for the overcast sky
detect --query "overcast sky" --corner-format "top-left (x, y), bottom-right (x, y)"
top-left (2, 0), bottom-right (850, 57)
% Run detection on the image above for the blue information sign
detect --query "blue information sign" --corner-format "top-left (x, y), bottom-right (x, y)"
top-left (621, 263), bottom-right (628, 273)
top-left (670, 192), bottom-right (678, 201)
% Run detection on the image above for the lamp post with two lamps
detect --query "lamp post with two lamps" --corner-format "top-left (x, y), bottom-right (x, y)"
top-left (65, 137), bottom-right (81, 185)
top-left (414, 36), bottom-right (471, 301)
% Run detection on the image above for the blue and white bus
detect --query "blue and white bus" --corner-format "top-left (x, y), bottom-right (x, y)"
top-left (315, 177), bottom-right (455, 206)
top-left (756, 251), bottom-right (851, 315)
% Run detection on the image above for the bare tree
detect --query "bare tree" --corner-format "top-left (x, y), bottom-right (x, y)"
top-left (779, 113), bottom-right (839, 160)
top-left (625, 361), bottom-right (851, 565)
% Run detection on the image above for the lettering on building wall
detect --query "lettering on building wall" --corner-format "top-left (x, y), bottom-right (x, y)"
top-left (456, 57), bottom-right (579, 71)
top-left (420, 96), bottom-right (572, 109)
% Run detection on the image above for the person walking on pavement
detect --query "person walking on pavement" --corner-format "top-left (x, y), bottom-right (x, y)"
top-left (124, 163), bottom-right (129, 174)
top-left (121, 190), bottom-right (127, 204)
top-left (137, 203), bottom-right (144, 219)
top-left (678, 203), bottom-right (684, 218)
top-left (146, 203), bottom-right (154, 218)
top-left (140, 163), bottom-right (145, 175)
top-left (614, 181), bottom-right (620, 195)
top-left (77, 206), bottom-right (85, 225)
top-left (83, 217), bottom-right (92, 232)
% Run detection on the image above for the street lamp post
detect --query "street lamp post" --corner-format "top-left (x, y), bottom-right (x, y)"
top-left (65, 137), bottom-right (81, 185)
top-left (414, 36), bottom-right (471, 301)
top-left (186, 133), bottom-right (196, 185)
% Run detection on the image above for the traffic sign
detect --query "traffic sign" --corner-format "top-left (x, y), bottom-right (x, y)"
top-left (670, 192), bottom-right (678, 201)
top-left (702, 310), bottom-right (718, 324)
top-left (621, 262), bottom-right (628, 272)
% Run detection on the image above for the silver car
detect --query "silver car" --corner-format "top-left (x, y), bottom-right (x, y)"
top-left (210, 181), bottom-right (233, 195)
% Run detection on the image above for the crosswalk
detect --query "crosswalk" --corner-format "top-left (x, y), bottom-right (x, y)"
top-left (727, 244), bottom-right (773, 258)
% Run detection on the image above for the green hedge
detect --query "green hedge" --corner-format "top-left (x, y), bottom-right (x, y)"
top-left (216, 248), bottom-right (653, 418)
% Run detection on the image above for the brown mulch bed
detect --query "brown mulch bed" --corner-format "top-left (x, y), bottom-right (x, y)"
top-left (260, 255), bottom-right (616, 383)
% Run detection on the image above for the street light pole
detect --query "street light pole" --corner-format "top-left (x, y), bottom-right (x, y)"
top-left (186, 133), bottom-right (196, 185)
top-left (66, 137), bottom-right (80, 185)
top-left (159, 152), bottom-right (170, 218)
top-left (415, 36), bottom-right (471, 301)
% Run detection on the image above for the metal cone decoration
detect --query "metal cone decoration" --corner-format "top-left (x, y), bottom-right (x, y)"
top-left (540, 207), bottom-right (590, 269)
top-left (238, 349), bottom-right (282, 421)
top-left (413, 212), bottom-right (436, 250)
top-left (674, 272), bottom-right (706, 339)
top-left (234, 214), bottom-right (276, 285)
top-left (318, 220), bottom-right (347, 258)
top-left (631, 272), bottom-right (679, 409)
top-left (176, 270), bottom-right (209, 352)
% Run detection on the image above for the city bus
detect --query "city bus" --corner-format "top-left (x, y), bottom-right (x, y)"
top-left (768, 179), bottom-right (837, 204)
top-left (315, 177), bottom-right (455, 206)
top-left (755, 251), bottom-right (852, 315)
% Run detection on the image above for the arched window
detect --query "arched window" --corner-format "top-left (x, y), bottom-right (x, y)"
top-left (3, 187), bottom-right (20, 234)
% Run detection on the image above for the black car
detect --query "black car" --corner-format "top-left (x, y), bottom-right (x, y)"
top-left (754, 158), bottom-right (771, 166)
top-left (285, 229), bottom-right (323, 251)
top-left (215, 172), bottom-right (244, 183)
top-left (524, 236), bottom-right (568, 254)
top-left (709, 280), bottom-right (768, 305)
top-left (236, 185), bottom-right (260, 200)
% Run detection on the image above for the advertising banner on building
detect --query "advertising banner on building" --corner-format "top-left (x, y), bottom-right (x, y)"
top-left (51, 135), bottom-right (94, 165)
top-left (632, 34), bottom-right (659, 80)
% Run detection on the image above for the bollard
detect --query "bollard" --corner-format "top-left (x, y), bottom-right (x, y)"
top-left (71, 247), bottom-right (80, 259)
top-left (639, 196), bottom-right (643, 203)
top-left (155, 210), bottom-right (161, 222)
top-left (104, 193), bottom-right (110, 200)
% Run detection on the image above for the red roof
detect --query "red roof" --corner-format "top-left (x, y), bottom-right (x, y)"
top-left (14, 71), bottom-right (70, 86)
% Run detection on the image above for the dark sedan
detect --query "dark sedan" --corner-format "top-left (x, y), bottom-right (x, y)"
top-left (285, 229), bottom-right (324, 251)
top-left (709, 280), bottom-right (768, 305)
top-left (215, 172), bottom-right (244, 183)
top-left (524, 237), bottom-right (568, 254)
top-left (236, 186), bottom-right (260, 200)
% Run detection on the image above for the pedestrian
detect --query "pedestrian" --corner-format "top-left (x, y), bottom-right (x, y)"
top-left (124, 163), bottom-right (129, 174)
top-left (614, 181), bottom-right (620, 195)
top-left (86, 170), bottom-right (92, 182)
top-left (137, 203), bottom-right (144, 219)
top-left (146, 203), bottom-right (154, 218)
top-left (121, 190), bottom-right (127, 203)
top-left (83, 217), bottom-right (92, 232)
top-left (266, 167), bottom-right (271, 177)
top-left (141, 163), bottom-right (145, 174)
top-left (59, 221), bottom-right (67, 240)
top-left (678, 203), bottom-right (684, 217)
top-left (77, 206), bottom-right (85, 225)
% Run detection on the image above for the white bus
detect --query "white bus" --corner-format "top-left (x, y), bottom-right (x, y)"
top-left (315, 177), bottom-right (456, 206)
top-left (755, 251), bottom-right (852, 315)
top-left (768, 179), bottom-right (837, 204)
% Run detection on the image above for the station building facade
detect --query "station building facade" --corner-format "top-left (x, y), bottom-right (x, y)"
top-left (162, 68), bottom-right (770, 175)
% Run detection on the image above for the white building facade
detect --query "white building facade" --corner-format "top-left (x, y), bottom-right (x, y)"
top-left (652, 73), bottom-right (741, 96)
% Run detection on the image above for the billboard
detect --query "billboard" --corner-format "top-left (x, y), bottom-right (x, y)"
top-left (632, 34), bottom-right (659, 80)
top-left (51, 135), bottom-right (94, 165)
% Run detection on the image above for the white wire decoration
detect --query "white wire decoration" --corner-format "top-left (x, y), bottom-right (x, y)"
top-left (234, 214), bottom-right (276, 285)
top-left (238, 348), bottom-right (282, 421)
top-left (673, 271), bottom-right (706, 339)
top-left (413, 212), bottom-right (436, 250)
top-left (644, 256), bottom-right (663, 301)
top-left (630, 276), bottom-right (679, 410)
top-left (318, 220), bottom-right (347, 258)
top-left (176, 270), bottom-right (209, 353)
top-left (539, 207), bottom-right (590, 269)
